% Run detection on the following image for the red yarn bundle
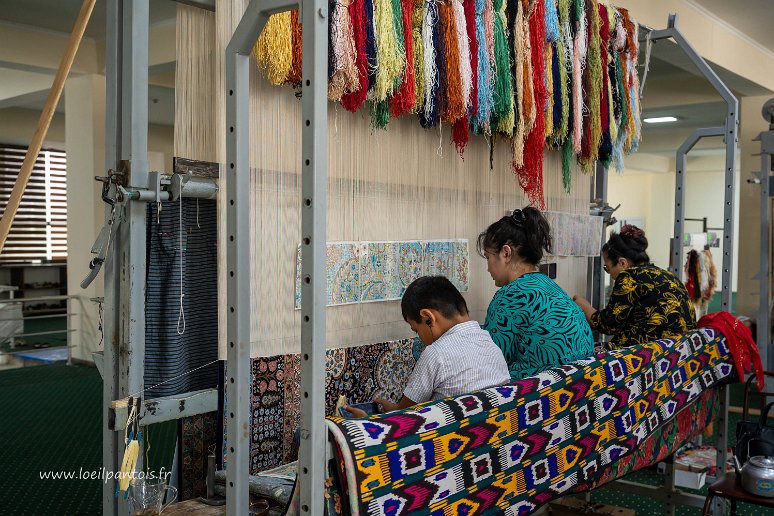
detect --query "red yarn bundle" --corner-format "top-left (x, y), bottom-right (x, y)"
top-left (514, 0), bottom-right (546, 209)
top-left (389, 0), bottom-right (417, 117)
top-left (341, 0), bottom-right (369, 112)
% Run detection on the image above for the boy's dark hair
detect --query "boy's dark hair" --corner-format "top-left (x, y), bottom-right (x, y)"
top-left (400, 276), bottom-right (469, 322)
top-left (476, 207), bottom-right (552, 265)
top-left (603, 224), bottom-right (650, 265)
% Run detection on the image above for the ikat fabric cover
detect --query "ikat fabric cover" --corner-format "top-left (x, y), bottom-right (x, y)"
top-left (325, 328), bottom-right (735, 515)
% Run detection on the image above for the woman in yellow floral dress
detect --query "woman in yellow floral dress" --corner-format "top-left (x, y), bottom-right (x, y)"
top-left (573, 225), bottom-right (695, 349)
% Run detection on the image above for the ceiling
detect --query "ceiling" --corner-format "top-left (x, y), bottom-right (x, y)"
top-left (691, 0), bottom-right (774, 53)
top-left (0, 0), bottom-right (178, 39)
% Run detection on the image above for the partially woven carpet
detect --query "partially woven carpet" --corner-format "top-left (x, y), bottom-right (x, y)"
top-left (326, 328), bottom-right (735, 515)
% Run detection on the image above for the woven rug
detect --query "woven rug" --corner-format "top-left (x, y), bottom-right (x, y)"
top-left (326, 328), bottom-right (735, 515)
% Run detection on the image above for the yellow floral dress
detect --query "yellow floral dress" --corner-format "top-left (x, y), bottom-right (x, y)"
top-left (590, 264), bottom-right (696, 349)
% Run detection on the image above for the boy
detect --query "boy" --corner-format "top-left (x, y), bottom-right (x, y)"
top-left (345, 276), bottom-right (510, 417)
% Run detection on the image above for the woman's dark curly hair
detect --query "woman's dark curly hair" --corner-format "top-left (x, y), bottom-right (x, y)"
top-left (477, 207), bottom-right (552, 265)
top-left (603, 224), bottom-right (649, 265)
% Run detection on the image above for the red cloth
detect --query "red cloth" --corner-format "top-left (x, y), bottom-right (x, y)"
top-left (698, 311), bottom-right (764, 391)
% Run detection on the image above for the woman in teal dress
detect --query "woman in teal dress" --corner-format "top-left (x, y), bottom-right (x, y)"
top-left (479, 208), bottom-right (594, 380)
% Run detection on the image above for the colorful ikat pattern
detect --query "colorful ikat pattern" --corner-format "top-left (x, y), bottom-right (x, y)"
top-left (326, 328), bottom-right (734, 515)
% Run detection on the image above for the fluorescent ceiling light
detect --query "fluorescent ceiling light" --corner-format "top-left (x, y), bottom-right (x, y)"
top-left (643, 116), bottom-right (678, 124)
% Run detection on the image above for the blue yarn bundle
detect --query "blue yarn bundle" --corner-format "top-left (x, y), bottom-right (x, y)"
top-left (545, 0), bottom-right (560, 43)
top-left (365, 0), bottom-right (378, 90)
top-left (474, 0), bottom-right (492, 131)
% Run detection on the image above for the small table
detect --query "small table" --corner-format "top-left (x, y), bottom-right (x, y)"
top-left (702, 473), bottom-right (774, 515)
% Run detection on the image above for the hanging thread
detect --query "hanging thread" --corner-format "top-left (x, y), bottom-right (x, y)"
top-left (177, 197), bottom-right (186, 336)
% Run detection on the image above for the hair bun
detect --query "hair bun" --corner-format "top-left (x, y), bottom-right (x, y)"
top-left (620, 224), bottom-right (645, 240)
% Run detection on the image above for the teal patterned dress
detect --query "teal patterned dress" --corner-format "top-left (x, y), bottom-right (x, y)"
top-left (483, 272), bottom-right (594, 380)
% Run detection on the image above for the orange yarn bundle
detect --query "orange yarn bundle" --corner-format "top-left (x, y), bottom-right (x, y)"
top-left (287, 10), bottom-right (303, 85)
top-left (439, 0), bottom-right (465, 124)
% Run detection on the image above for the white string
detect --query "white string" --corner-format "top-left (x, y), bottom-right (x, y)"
top-left (196, 198), bottom-right (201, 229)
top-left (640, 31), bottom-right (653, 98)
top-left (125, 402), bottom-right (137, 442)
top-left (127, 359), bottom-right (220, 399)
top-left (177, 197), bottom-right (186, 335)
top-left (437, 124), bottom-right (444, 157)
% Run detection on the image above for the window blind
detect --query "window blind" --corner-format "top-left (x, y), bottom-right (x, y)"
top-left (0, 145), bottom-right (67, 264)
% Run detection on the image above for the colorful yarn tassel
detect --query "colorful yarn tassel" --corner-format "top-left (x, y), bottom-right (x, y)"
top-left (491, 0), bottom-right (512, 127)
top-left (420, 0), bottom-right (440, 127)
top-left (341, 0), bottom-right (369, 111)
top-left (452, 114), bottom-right (470, 157)
top-left (287, 10), bottom-right (303, 85)
top-left (597, 2), bottom-right (612, 165)
top-left (545, 0), bottom-right (559, 43)
top-left (438, 0), bottom-right (465, 124)
top-left (329, 0), bottom-right (360, 101)
top-left (373, 0), bottom-right (406, 101)
top-left (254, 12), bottom-right (293, 85)
top-left (410, 0), bottom-right (426, 114)
top-left (474, 0), bottom-right (493, 131)
top-left (452, 0), bottom-right (472, 115)
top-left (365, 0), bottom-right (378, 90)
top-left (463, 0), bottom-right (479, 117)
top-left (389, 0), bottom-right (417, 116)
top-left (514, 0), bottom-right (547, 209)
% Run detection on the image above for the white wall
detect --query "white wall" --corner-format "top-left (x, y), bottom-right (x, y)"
top-left (607, 155), bottom-right (740, 292)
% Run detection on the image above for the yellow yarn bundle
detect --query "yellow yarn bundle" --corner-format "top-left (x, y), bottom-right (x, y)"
top-left (253, 12), bottom-right (293, 85)
top-left (411, 0), bottom-right (426, 114)
top-left (587, 0), bottom-right (602, 162)
top-left (373, 0), bottom-right (406, 101)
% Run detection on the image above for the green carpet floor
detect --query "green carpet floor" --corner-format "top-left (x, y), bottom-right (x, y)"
top-left (0, 364), bottom-right (176, 515)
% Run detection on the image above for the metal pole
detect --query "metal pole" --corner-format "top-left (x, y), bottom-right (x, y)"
top-left (103, 1), bottom-right (122, 513)
top-left (668, 127), bottom-right (724, 280)
top-left (298, 0), bottom-right (329, 506)
top-left (758, 112), bottom-right (774, 378)
top-left (119, 0), bottom-right (149, 471)
top-left (588, 162), bottom-right (608, 313)
top-left (647, 18), bottom-right (737, 515)
top-left (225, 1), bottom-right (298, 514)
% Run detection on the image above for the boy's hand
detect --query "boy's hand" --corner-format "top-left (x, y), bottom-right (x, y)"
top-left (343, 405), bottom-right (368, 418)
top-left (373, 397), bottom-right (398, 413)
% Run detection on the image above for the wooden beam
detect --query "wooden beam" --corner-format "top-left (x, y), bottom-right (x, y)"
top-left (0, 0), bottom-right (97, 252)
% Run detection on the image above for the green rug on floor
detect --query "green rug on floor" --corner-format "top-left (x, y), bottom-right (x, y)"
top-left (0, 364), bottom-right (176, 515)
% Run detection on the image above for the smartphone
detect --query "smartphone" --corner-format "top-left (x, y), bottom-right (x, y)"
top-left (338, 401), bottom-right (381, 418)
